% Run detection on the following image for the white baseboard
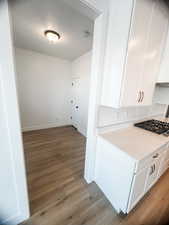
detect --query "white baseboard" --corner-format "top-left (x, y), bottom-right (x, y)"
top-left (22, 122), bottom-right (71, 132)
top-left (23, 122), bottom-right (88, 137)
top-left (2, 213), bottom-right (29, 225)
top-left (78, 127), bottom-right (87, 137)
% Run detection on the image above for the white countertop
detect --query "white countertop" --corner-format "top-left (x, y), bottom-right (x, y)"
top-left (99, 118), bottom-right (169, 161)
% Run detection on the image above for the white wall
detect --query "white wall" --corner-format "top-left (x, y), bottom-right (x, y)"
top-left (15, 48), bottom-right (92, 134)
top-left (0, 0), bottom-right (29, 224)
top-left (72, 51), bottom-right (92, 136)
top-left (15, 48), bottom-right (72, 131)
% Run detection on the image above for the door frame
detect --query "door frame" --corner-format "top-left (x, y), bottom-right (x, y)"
top-left (81, 1), bottom-right (108, 183)
top-left (0, 0), bottom-right (109, 223)
top-left (0, 0), bottom-right (30, 224)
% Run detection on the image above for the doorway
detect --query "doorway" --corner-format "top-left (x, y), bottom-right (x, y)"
top-left (71, 51), bottom-right (92, 136)
top-left (71, 77), bottom-right (80, 130)
top-left (10, 0), bottom-right (96, 216)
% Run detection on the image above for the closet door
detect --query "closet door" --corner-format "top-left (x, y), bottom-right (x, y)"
top-left (140, 0), bottom-right (169, 105)
top-left (121, 0), bottom-right (155, 107)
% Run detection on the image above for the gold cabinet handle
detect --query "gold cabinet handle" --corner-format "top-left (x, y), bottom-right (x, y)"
top-left (138, 91), bottom-right (141, 103)
top-left (141, 91), bottom-right (143, 102)
top-left (141, 91), bottom-right (144, 102)
top-left (140, 91), bottom-right (143, 103)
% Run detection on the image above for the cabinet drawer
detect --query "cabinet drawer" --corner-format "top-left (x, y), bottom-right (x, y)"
top-left (135, 147), bottom-right (166, 174)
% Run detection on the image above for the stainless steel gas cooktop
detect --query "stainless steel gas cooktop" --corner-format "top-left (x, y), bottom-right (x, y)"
top-left (134, 119), bottom-right (169, 136)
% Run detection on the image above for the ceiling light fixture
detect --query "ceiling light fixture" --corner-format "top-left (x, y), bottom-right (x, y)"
top-left (44, 30), bottom-right (61, 43)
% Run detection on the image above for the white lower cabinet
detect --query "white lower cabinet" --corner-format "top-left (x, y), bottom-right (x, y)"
top-left (95, 136), bottom-right (169, 214)
top-left (128, 156), bottom-right (161, 212)
top-left (158, 147), bottom-right (169, 178)
top-left (158, 158), bottom-right (169, 178)
top-left (158, 151), bottom-right (167, 178)
top-left (127, 167), bottom-right (148, 213)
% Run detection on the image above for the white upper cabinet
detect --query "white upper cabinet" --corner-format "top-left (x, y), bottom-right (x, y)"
top-left (121, 0), bottom-right (154, 107)
top-left (142, 1), bottom-right (169, 104)
top-left (157, 26), bottom-right (169, 83)
top-left (101, 0), bottom-right (169, 108)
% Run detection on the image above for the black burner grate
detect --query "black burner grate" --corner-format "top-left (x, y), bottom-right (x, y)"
top-left (134, 120), bottom-right (169, 134)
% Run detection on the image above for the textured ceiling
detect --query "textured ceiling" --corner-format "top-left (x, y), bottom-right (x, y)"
top-left (11, 0), bottom-right (94, 60)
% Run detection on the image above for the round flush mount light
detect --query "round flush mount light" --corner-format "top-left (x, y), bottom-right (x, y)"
top-left (44, 30), bottom-right (61, 43)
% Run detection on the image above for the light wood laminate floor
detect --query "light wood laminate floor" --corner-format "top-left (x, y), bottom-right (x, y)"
top-left (21, 126), bottom-right (169, 225)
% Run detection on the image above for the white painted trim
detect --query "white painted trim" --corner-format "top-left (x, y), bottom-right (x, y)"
top-left (9, 4), bottom-right (30, 221)
top-left (23, 122), bottom-right (86, 138)
top-left (22, 122), bottom-right (71, 132)
top-left (77, 127), bottom-right (86, 137)
top-left (2, 213), bottom-right (26, 225)
top-left (0, 0), bottom-right (30, 224)
top-left (80, 0), bottom-right (109, 13)
top-left (84, 11), bottom-right (108, 183)
top-left (80, 0), bottom-right (101, 13)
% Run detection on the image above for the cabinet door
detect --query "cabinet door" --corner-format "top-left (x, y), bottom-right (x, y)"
top-left (158, 159), bottom-right (169, 178)
top-left (158, 34), bottom-right (169, 83)
top-left (165, 147), bottom-right (169, 161)
top-left (158, 148), bottom-right (169, 177)
top-left (121, 0), bottom-right (155, 107)
top-left (145, 158), bottom-right (161, 192)
top-left (127, 167), bottom-right (148, 213)
top-left (140, 1), bottom-right (169, 105)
